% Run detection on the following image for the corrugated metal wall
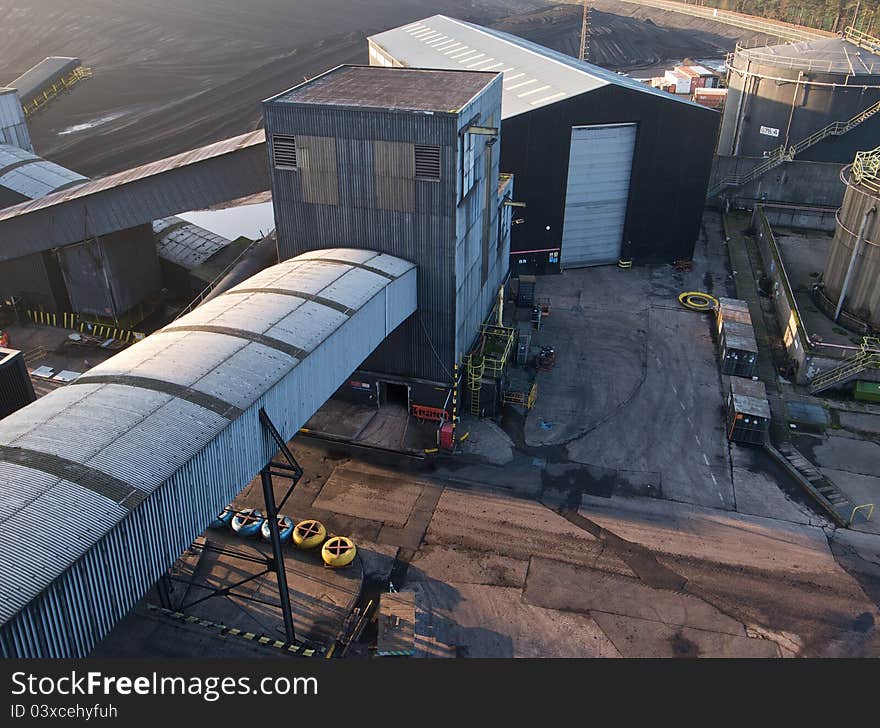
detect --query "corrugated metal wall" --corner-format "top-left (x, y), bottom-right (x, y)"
top-left (59, 225), bottom-right (161, 318)
top-left (452, 91), bottom-right (509, 361)
top-left (0, 252), bottom-right (67, 311)
top-left (823, 168), bottom-right (880, 327)
top-left (265, 74), bottom-right (506, 384)
top-left (0, 349), bottom-right (35, 418)
top-left (0, 133), bottom-right (269, 262)
top-left (0, 252), bottom-right (417, 657)
top-left (0, 89), bottom-right (33, 152)
top-left (266, 104), bottom-right (458, 383)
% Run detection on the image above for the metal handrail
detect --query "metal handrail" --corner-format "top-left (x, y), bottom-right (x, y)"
top-left (852, 146), bottom-right (880, 194)
top-left (843, 26), bottom-right (880, 55)
top-left (709, 99), bottom-right (880, 196)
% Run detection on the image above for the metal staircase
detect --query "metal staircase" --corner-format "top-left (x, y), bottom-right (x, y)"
top-left (709, 98), bottom-right (880, 197)
top-left (809, 337), bottom-right (880, 394)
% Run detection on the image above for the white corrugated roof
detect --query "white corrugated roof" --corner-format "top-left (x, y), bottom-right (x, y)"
top-left (153, 216), bottom-right (233, 270)
top-left (0, 249), bottom-right (417, 625)
top-left (369, 15), bottom-right (707, 118)
top-left (0, 143), bottom-right (87, 199)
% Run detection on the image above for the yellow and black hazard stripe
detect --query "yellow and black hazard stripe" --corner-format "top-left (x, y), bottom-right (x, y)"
top-left (147, 604), bottom-right (323, 656)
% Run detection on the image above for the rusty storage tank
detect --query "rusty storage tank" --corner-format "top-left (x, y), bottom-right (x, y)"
top-left (0, 348), bottom-right (35, 418)
top-left (822, 147), bottom-right (880, 329)
top-left (719, 34), bottom-right (880, 162)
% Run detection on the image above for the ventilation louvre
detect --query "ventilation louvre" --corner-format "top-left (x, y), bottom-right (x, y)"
top-left (414, 144), bottom-right (441, 180)
top-left (273, 135), bottom-right (297, 169)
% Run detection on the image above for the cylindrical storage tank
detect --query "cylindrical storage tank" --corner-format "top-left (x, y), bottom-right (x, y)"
top-left (0, 348), bottom-right (36, 418)
top-left (718, 37), bottom-right (880, 161)
top-left (822, 151), bottom-right (880, 328)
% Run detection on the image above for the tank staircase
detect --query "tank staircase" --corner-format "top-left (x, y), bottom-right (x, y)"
top-left (708, 98), bottom-right (880, 198)
top-left (809, 337), bottom-right (880, 394)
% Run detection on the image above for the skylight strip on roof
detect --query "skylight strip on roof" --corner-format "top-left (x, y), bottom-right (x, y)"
top-left (518, 84), bottom-right (551, 98)
top-left (530, 91), bottom-right (567, 105)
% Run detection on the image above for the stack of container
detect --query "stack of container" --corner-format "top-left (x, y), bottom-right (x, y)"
top-left (726, 377), bottom-right (771, 444)
top-left (716, 297), bottom-right (759, 378)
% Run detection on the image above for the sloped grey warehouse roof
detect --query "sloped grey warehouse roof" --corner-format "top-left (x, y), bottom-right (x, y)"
top-left (368, 14), bottom-right (705, 118)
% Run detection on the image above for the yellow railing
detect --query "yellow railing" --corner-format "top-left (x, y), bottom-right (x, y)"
top-left (25, 309), bottom-right (145, 343)
top-left (22, 66), bottom-right (93, 117)
top-left (852, 146), bottom-right (880, 194)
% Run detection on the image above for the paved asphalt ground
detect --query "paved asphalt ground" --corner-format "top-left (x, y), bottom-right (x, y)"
top-left (101, 210), bottom-right (880, 658)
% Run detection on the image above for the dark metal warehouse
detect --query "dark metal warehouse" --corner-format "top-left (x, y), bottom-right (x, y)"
top-left (368, 15), bottom-right (720, 271)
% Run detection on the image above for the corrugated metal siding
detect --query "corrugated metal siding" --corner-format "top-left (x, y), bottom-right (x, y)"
top-left (0, 131), bottom-right (269, 262)
top-left (374, 140), bottom-right (415, 212)
top-left (0, 249), bottom-right (417, 657)
top-left (823, 170), bottom-right (880, 327)
top-left (0, 252), bottom-right (63, 311)
top-left (265, 74), bottom-right (503, 383)
top-left (0, 349), bottom-right (35, 418)
top-left (454, 91), bottom-right (508, 360)
top-left (0, 89), bottom-right (33, 153)
top-left (298, 135), bottom-right (339, 206)
top-left (266, 103), bottom-right (459, 383)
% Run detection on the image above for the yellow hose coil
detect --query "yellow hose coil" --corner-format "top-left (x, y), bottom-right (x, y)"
top-left (678, 291), bottom-right (719, 312)
top-left (292, 519), bottom-right (327, 549)
top-left (321, 536), bottom-right (357, 568)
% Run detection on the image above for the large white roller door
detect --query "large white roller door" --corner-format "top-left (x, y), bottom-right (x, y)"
top-left (560, 123), bottom-right (636, 268)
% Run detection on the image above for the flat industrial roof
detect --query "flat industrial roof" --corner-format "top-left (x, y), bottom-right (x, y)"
top-left (740, 37), bottom-right (880, 75)
top-left (267, 65), bottom-right (496, 113)
top-left (369, 15), bottom-right (708, 118)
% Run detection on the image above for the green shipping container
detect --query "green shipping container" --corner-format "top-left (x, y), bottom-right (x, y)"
top-left (854, 381), bottom-right (880, 403)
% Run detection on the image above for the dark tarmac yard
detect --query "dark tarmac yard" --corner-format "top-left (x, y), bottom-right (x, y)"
top-left (89, 210), bottom-right (880, 658)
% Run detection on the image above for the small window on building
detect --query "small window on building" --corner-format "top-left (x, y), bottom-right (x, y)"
top-left (459, 132), bottom-right (476, 200)
top-left (273, 135), bottom-right (297, 169)
top-left (414, 144), bottom-right (441, 180)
